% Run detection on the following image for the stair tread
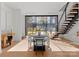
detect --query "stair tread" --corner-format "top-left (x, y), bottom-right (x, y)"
top-left (62, 25), bottom-right (68, 26)
top-left (66, 20), bottom-right (72, 21)
top-left (66, 19), bottom-right (72, 20)
top-left (70, 11), bottom-right (78, 13)
top-left (62, 26), bottom-right (66, 27)
top-left (73, 3), bottom-right (79, 7)
top-left (64, 23), bottom-right (69, 24)
top-left (60, 28), bottom-right (65, 29)
top-left (66, 19), bottom-right (78, 21)
top-left (67, 15), bottom-right (74, 17)
top-left (63, 22), bottom-right (70, 23)
top-left (64, 20), bottom-right (70, 22)
top-left (72, 7), bottom-right (79, 10)
top-left (67, 16), bottom-right (75, 18)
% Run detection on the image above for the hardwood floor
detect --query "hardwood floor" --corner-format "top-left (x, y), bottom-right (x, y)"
top-left (1, 51), bottom-right (79, 57)
top-left (1, 38), bottom-right (79, 57)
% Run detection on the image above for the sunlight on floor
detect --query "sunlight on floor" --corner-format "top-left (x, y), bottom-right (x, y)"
top-left (50, 40), bottom-right (79, 51)
top-left (7, 38), bottom-right (79, 52)
top-left (8, 39), bottom-right (28, 52)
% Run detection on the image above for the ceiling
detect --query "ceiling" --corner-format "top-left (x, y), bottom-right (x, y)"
top-left (5, 2), bottom-right (66, 15)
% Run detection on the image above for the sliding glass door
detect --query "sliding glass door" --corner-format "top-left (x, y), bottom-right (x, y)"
top-left (25, 15), bottom-right (58, 36)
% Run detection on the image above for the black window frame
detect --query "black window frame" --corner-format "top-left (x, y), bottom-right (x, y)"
top-left (25, 15), bottom-right (58, 35)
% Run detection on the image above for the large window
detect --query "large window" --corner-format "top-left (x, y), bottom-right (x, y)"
top-left (25, 15), bottom-right (58, 35)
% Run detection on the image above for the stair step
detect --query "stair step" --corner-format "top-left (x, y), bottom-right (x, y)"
top-left (66, 19), bottom-right (79, 21)
top-left (72, 7), bottom-right (79, 10)
top-left (61, 28), bottom-right (66, 30)
top-left (65, 20), bottom-right (72, 21)
top-left (73, 3), bottom-right (79, 7)
top-left (63, 22), bottom-right (70, 24)
top-left (67, 17), bottom-right (75, 19)
top-left (70, 9), bottom-right (78, 12)
top-left (64, 23), bottom-right (69, 24)
top-left (68, 13), bottom-right (76, 15)
top-left (60, 28), bottom-right (64, 30)
top-left (62, 24), bottom-right (68, 26)
top-left (62, 26), bottom-right (67, 29)
top-left (69, 11), bottom-right (78, 14)
top-left (60, 29), bottom-right (66, 31)
top-left (69, 23), bottom-right (76, 24)
top-left (62, 26), bottom-right (67, 27)
top-left (62, 26), bottom-right (66, 27)
top-left (64, 20), bottom-right (70, 22)
top-left (68, 15), bottom-right (75, 17)
top-left (61, 29), bottom-right (66, 31)
top-left (68, 14), bottom-right (74, 17)
top-left (61, 27), bottom-right (67, 29)
top-left (66, 19), bottom-right (72, 21)
top-left (67, 15), bottom-right (75, 18)
top-left (63, 23), bottom-right (69, 25)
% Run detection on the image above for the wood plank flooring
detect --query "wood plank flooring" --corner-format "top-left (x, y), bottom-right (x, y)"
top-left (1, 38), bottom-right (79, 57)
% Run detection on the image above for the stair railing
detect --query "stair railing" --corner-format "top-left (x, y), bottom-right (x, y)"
top-left (58, 2), bottom-right (69, 34)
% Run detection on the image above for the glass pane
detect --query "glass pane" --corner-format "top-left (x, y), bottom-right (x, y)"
top-left (25, 16), bottom-right (57, 36)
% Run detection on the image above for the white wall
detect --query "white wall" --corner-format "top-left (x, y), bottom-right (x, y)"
top-left (0, 3), bottom-right (25, 53)
top-left (12, 9), bottom-right (25, 41)
top-left (0, 3), bottom-right (25, 42)
top-left (1, 3), bottom-right (7, 31)
top-left (63, 18), bottom-right (79, 44)
top-left (0, 3), bottom-right (2, 53)
top-left (4, 2), bottom-right (66, 15)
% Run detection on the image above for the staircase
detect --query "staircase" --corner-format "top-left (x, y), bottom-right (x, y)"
top-left (60, 3), bottom-right (79, 34)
